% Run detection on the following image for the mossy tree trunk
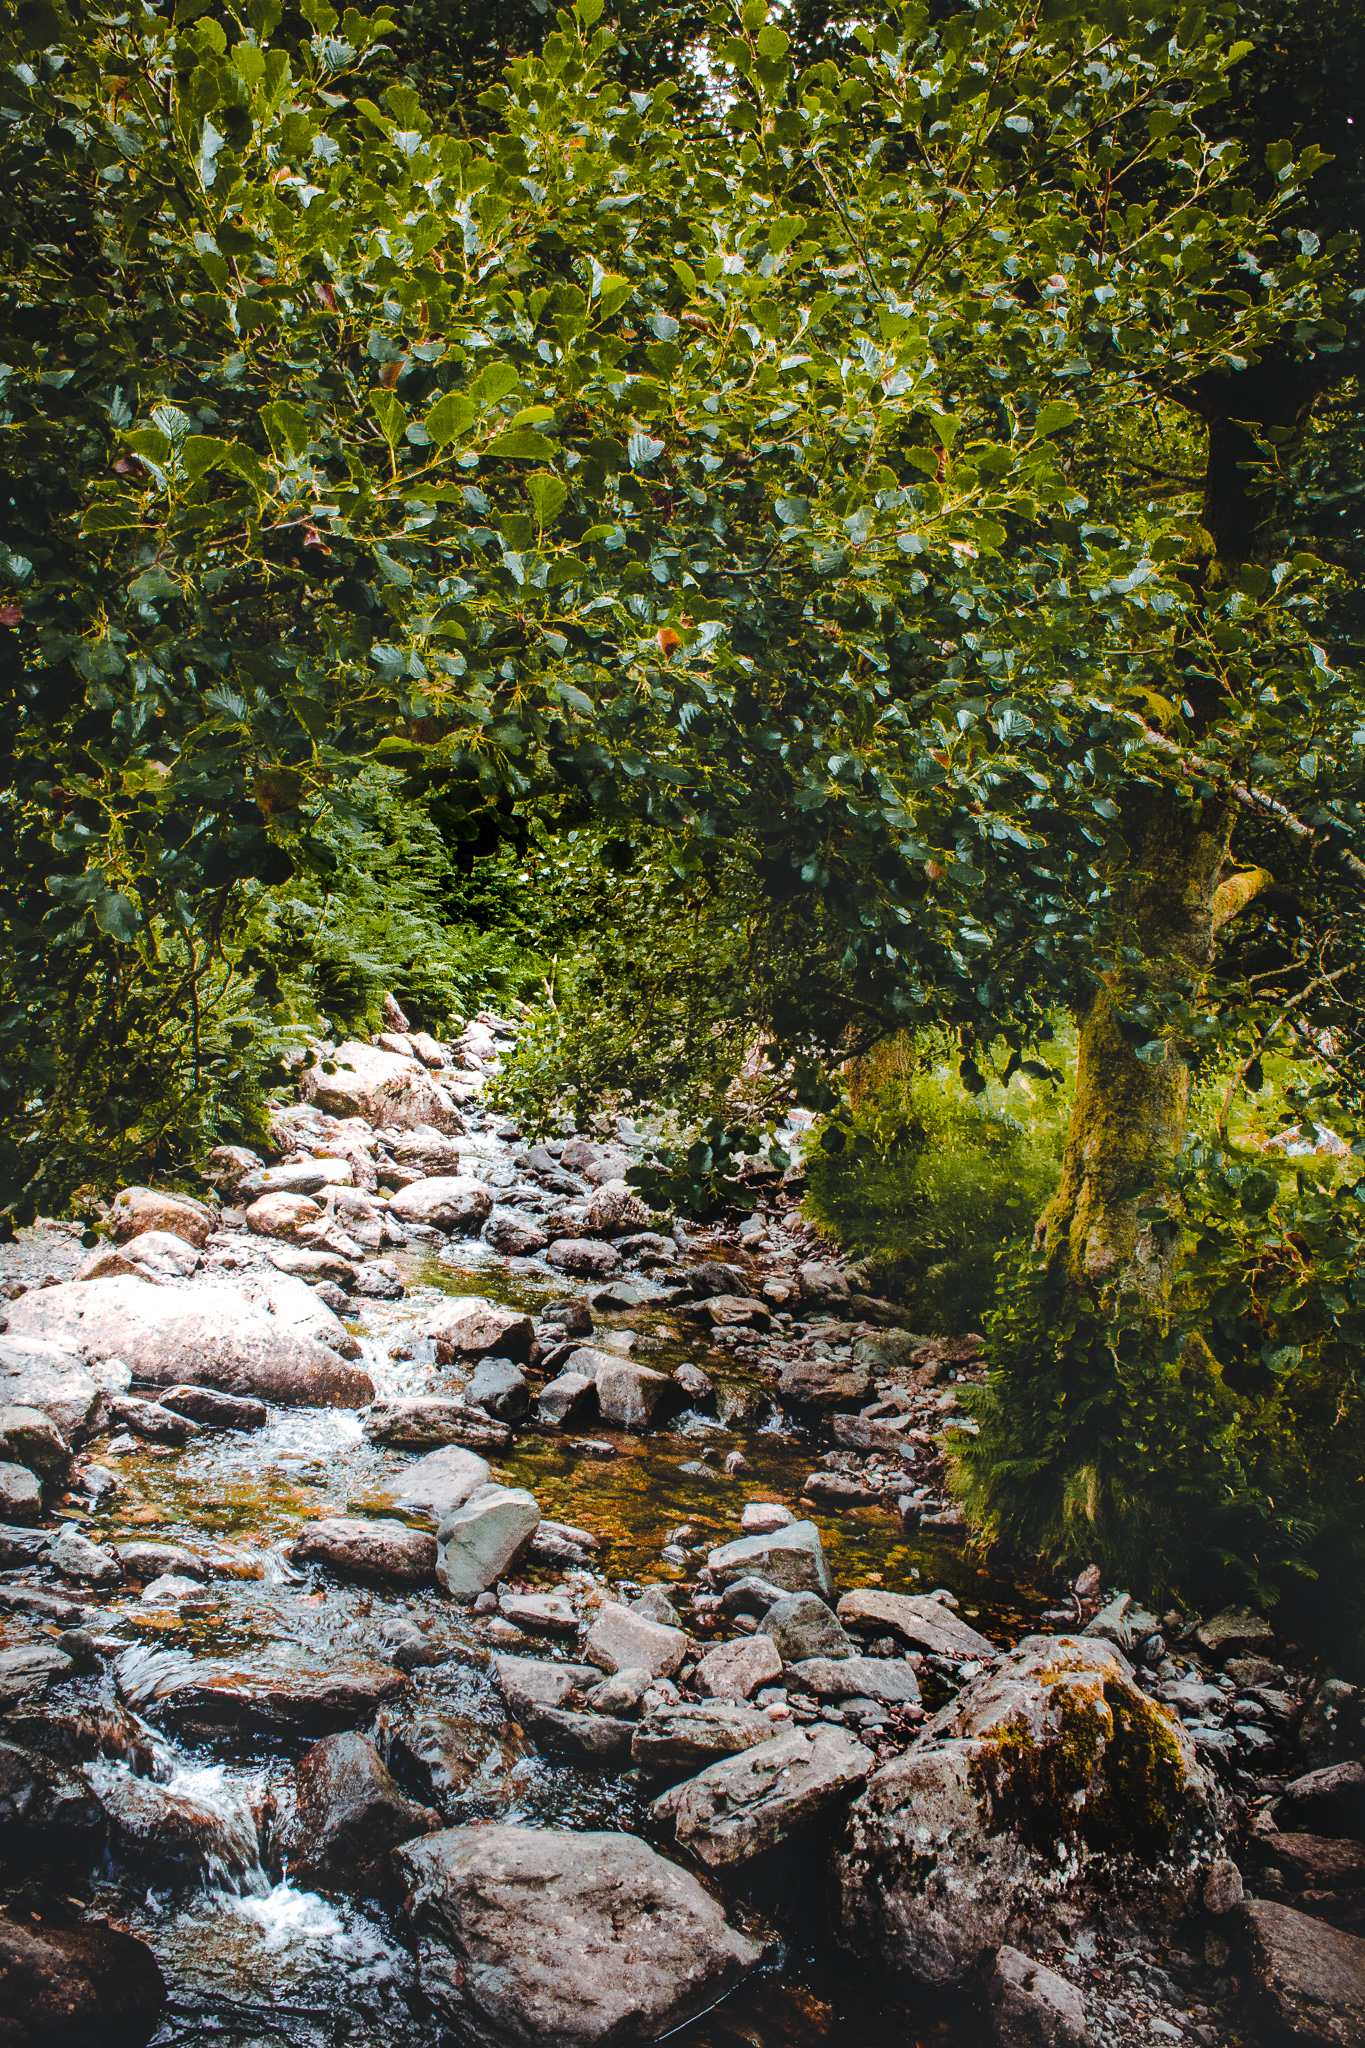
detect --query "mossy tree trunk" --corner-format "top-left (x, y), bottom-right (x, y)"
top-left (1039, 791), bottom-right (1270, 1295)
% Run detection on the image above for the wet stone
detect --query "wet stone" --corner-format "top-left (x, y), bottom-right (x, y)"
top-left (765, 1592), bottom-right (855, 1664)
top-left (436, 1485), bottom-right (541, 1600)
top-left (632, 1701), bottom-right (782, 1773)
top-left (0, 1906), bottom-right (166, 2048)
top-left (114, 1644), bottom-right (408, 1743)
top-left (294, 1516), bottom-right (439, 1585)
top-left (87, 1761), bottom-right (261, 1883)
top-left (363, 1397), bottom-right (511, 1452)
top-left (157, 1383), bottom-right (268, 1431)
top-left (49, 1522), bottom-right (122, 1585)
top-left (0, 1739), bottom-right (107, 1863)
top-left (381, 1443), bottom-right (491, 1524)
top-left (655, 1724), bottom-right (874, 1869)
top-left (465, 1358), bottom-right (530, 1423)
top-left (499, 1591), bottom-right (579, 1637)
top-left (389, 1712), bottom-right (526, 1818)
top-left (427, 1295), bottom-right (534, 1363)
top-left (278, 1731), bottom-right (440, 1893)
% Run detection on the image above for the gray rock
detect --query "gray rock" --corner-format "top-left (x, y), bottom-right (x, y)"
top-left (278, 1731), bottom-right (439, 1891)
top-left (499, 1592), bottom-right (579, 1637)
top-left (485, 1213), bottom-right (550, 1256)
top-left (105, 1395), bottom-right (201, 1444)
top-left (1240, 1899), bottom-right (1365, 2047)
top-left (303, 1041), bottom-right (464, 1132)
top-left (521, 1707), bottom-right (636, 1762)
top-left (465, 1359), bottom-right (530, 1423)
top-left (705, 1521), bottom-right (834, 1602)
top-left (850, 1330), bottom-right (931, 1370)
top-left (49, 1523), bottom-right (121, 1586)
top-left (740, 1502), bottom-right (793, 1535)
top-left (633, 1585), bottom-right (683, 1629)
top-left (427, 1296), bottom-right (534, 1363)
top-left (0, 1643), bottom-right (75, 1710)
top-left (584, 1601), bottom-right (688, 1680)
top-left (526, 1518), bottom-right (601, 1568)
top-left (765, 1592), bottom-right (854, 1664)
top-left (1196, 1605), bottom-right (1275, 1662)
top-left (157, 1383), bottom-right (268, 1431)
top-left (294, 1516), bottom-right (438, 1585)
top-left (390, 1176), bottom-right (494, 1234)
top-left (989, 1946), bottom-right (1092, 2048)
top-left (389, 1712), bottom-right (525, 1817)
top-left (656, 1724), bottom-right (873, 1868)
top-left (0, 1582), bottom-right (87, 1627)
top-left (107, 1185), bottom-right (212, 1247)
top-left (87, 1761), bottom-right (261, 1882)
top-left (141, 1573), bottom-right (205, 1606)
top-left (237, 1160), bottom-right (354, 1200)
top-left (720, 1576), bottom-right (786, 1619)
top-left (1275, 1762), bottom-right (1365, 1841)
top-left (565, 1345), bottom-right (678, 1431)
top-left (547, 1237), bottom-right (624, 1279)
top-left (0, 1403), bottom-right (71, 1481)
top-left (673, 1362), bottom-right (714, 1401)
top-left (0, 1740), bottom-right (106, 1862)
top-left (116, 1541), bottom-right (207, 1582)
top-left (0, 1523), bottom-right (51, 1570)
top-left (491, 1656), bottom-right (599, 1717)
top-left (0, 1336), bottom-right (103, 1442)
top-left (632, 1702), bottom-right (781, 1772)
top-left (435, 1486), bottom-right (540, 1600)
top-left (4, 1278), bottom-right (374, 1409)
top-left (114, 1644), bottom-right (407, 1742)
top-left (1298, 1682), bottom-right (1365, 1772)
top-left (382, 1444), bottom-right (492, 1524)
top-left (788, 1656), bottom-right (921, 1707)
top-left (836, 1588), bottom-right (996, 1660)
top-left (0, 1461), bottom-right (41, 1520)
top-left (363, 1397), bottom-right (510, 1452)
top-left (0, 1906), bottom-right (166, 2048)
top-left (1203, 1856), bottom-right (1244, 1914)
top-left (694, 1635), bottom-right (783, 1702)
top-left (536, 1371), bottom-right (598, 1428)
top-left (397, 1825), bottom-right (765, 2045)
top-left (778, 1356), bottom-right (874, 1411)
top-left (584, 1666), bottom-right (653, 1716)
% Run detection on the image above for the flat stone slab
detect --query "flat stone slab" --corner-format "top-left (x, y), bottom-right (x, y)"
top-left (364, 1398), bottom-right (511, 1453)
top-left (294, 1517), bottom-right (437, 1585)
top-left (1241, 1899), bottom-right (1365, 2047)
top-left (788, 1656), bottom-right (922, 1707)
top-left (397, 1825), bottom-right (765, 2043)
top-left (632, 1702), bottom-right (781, 1773)
top-left (836, 1588), bottom-right (996, 1661)
top-left (584, 1601), bottom-right (688, 1679)
top-left (499, 1592), bottom-right (579, 1638)
top-left (114, 1645), bottom-right (407, 1740)
top-left (655, 1724), bottom-right (874, 1867)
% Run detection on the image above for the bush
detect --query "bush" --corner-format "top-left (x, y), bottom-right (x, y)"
top-left (802, 1031), bottom-right (1074, 1332)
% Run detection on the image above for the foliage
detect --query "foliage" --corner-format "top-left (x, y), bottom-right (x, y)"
top-left (804, 1030), bottom-right (1074, 1329)
top-left (957, 1084), bottom-right (1365, 1666)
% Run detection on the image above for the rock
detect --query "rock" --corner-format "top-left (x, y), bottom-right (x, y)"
top-left (1269, 1834), bottom-right (1365, 1889)
top-left (0, 1643), bottom-right (74, 1708)
top-left (389, 1129), bottom-right (465, 1175)
top-left (765, 1593), bottom-right (854, 1665)
top-left (632, 1702), bottom-right (781, 1772)
top-left (585, 1666), bottom-right (651, 1717)
top-left (381, 1444), bottom-right (492, 1524)
top-left (108, 1185), bottom-right (211, 1248)
top-left (695, 1635), bottom-right (783, 1702)
top-left (245, 1190), bottom-right (324, 1241)
top-left (238, 1160), bottom-right (355, 1200)
top-left (1204, 1856), bottom-right (1245, 1913)
top-left (114, 1644), bottom-right (407, 1742)
top-left (88, 1761), bottom-right (261, 1882)
top-left (527, 1519), bottom-right (601, 1569)
top-left (0, 1525), bottom-right (52, 1572)
top-left (266, 1245), bottom-right (358, 1285)
top-left (363, 1397), bottom-right (511, 1453)
top-left (499, 1592), bottom-right (579, 1638)
top-left (427, 1296), bottom-right (535, 1364)
top-left (4, 1277), bottom-right (374, 1408)
top-left (0, 1336), bottom-right (103, 1441)
top-left (1197, 1605), bottom-right (1276, 1662)
top-left (803, 1470), bottom-right (876, 1506)
top-left (741, 1502), bottom-right (793, 1535)
top-left (76, 1228), bottom-right (203, 1284)
top-left (0, 1402), bottom-right (71, 1481)
top-left (0, 1583), bottom-right (86, 1628)
top-left (689, 1295), bottom-right (772, 1332)
top-left (789, 1656), bottom-right (921, 1707)
top-left (389, 1712), bottom-right (525, 1816)
top-left (49, 1522), bottom-right (121, 1585)
top-left (989, 1946), bottom-right (1092, 2048)
top-left (465, 1359), bottom-right (530, 1424)
top-left (656, 1724), bottom-right (873, 1868)
top-left (705, 1521), bottom-right (835, 1602)
top-left (585, 1178), bottom-right (653, 1236)
top-left (1300, 1682), bottom-right (1365, 1771)
top-left (390, 1176), bottom-right (494, 1234)
top-left (836, 1588), bottom-right (996, 1660)
top-left (249, 1269), bottom-right (362, 1359)
top-left (547, 1237), bottom-right (623, 1279)
top-left (202, 1144), bottom-right (262, 1196)
top-left (832, 1635), bottom-right (1221, 1988)
top-left (116, 1541), bottom-right (206, 1581)
top-left (378, 1616), bottom-right (446, 1672)
top-left (1240, 1898), bottom-right (1365, 2046)
top-left (521, 1707), bottom-right (637, 1762)
top-left (778, 1355), bottom-right (873, 1411)
top-left (157, 1383), bottom-right (268, 1431)
top-left (142, 1572), bottom-right (204, 1606)
top-left (294, 1516), bottom-right (438, 1585)
top-left (485, 1213), bottom-right (549, 1256)
top-left (304, 1040), bottom-right (464, 1132)
top-left (0, 1460), bottom-right (41, 1519)
top-left (278, 1731), bottom-right (439, 1891)
top-left (584, 1601), bottom-right (688, 1680)
top-left (397, 1824), bottom-right (765, 2044)
top-left (106, 1394), bottom-right (201, 1444)
top-left (536, 1372), bottom-right (598, 1427)
top-left (720, 1576), bottom-right (786, 1620)
top-left (674, 1362), bottom-right (714, 1402)
top-left (851, 1329), bottom-right (933, 1370)
top-left (798, 1259), bottom-right (850, 1303)
top-left (492, 1656), bottom-right (599, 1718)
top-left (1276, 1764), bottom-right (1365, 1842)
top-left (565, 1345), bottom-right (679, 1431)
top-left (354, 1260), bottom-right (405, 1300)
top-left (0, 1740), bottom-right (106, 1862)
top-left (633, 1585), bottom-right (683, 1628)
top-left (0, 1908), bottom-right (166, 2048)
top-left (435, 1486), bottom-right (541, 1599)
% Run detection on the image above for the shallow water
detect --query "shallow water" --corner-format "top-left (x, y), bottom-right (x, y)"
top-left (4, 1182), bottom-right (1048, 2047)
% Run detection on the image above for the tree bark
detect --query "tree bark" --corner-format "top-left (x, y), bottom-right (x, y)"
top-left (1039, 791), bottom-right (1242, 1293)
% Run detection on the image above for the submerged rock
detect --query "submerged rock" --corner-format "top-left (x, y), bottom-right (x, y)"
top-left (389, 1711), bottom-right (526, 1818)
top-left (397, 1824), bottom-right (766, 2045)
top-left (832, 1635), bottom-right (1223, 1988)
top-left (87, 1761), bottom-right (261, 1883)
top-left (655, 1724), bottom-right (874, 1869)
top-left (0, 1909), bottom-right (166, 2048)
top-left (278, 1731), bottom-right (440, 1892)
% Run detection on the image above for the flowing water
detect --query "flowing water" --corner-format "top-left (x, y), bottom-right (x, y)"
top-left (2, 1195), bottom-right (1052, 2046)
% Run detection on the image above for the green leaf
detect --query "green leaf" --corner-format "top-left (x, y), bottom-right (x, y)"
top-left (767, 215), bottom-right (804, 252)
top-left (372, 392), bottom-right (408, 447)
top-left (929, 412), bottom-right (959, 449)
top-left (526, 474), bottom-right (568, 528)
top-left (756, 25), bottom-right (789, 58)
top-left (260, 401), bottom-right (310, 462)
top-left (82, 501), bottom-right (146, 532)
top-left (94, 892), bottom-right (140, 942)
top-left (470, 364), bottom-right (520, 406)
top-left (596, 274), bottom-right (633, 317)
top-left (1035, 401), bottom-right (1080, 437)
top-left (425, 392), bottom-right (479, 444)
top-left (485, 431), bottom-right (557, 460)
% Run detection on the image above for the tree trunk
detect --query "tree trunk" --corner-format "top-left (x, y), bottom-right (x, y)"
top-left (1038, 791), bottom-right (1238, 1293)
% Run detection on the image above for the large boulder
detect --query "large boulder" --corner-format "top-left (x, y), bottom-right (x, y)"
top-left (564, 1346), bottom-right (678, 1432)
top-left (114, 1644), bottom-right (407, 1743)
top-left (388, 1129), bottom-right (466, 1175)
top-left (389, 1176), bottom-right (494, 1234)
top-left (294, 1517), bottom-right (437, 1585)
top-left (76, 1229), bottom-right (202, 1284)
top-left (108, 1185), bottom-right (211, 1248)
top-left (777, 1355), bottom-right (873, 1412)
top-left (585, 1179), bottom-right (652, 1236)
top-left (0, 1909), bottom-right (166, 2048)
top-left (3, 1278), bottom-right (374, 1408)
top-left (303, 1040), bottom-right (464, 1132)
top-left (380, 1444), bottom-right (491, 1523)
top-left (247, 1269), bottom-right (361, 1358)
top-left (705, 1521), bottom-right (835, 1602)
top-left (656, 1725), bottom-right (874, 1869)
top-left (1274, 1763), bottom-right (1365, 1841)
top-left (789, 1656), bottom-right (922, 1708)
top-left (832, 1635), bottom-right (1223, 1988)
top-left (396, 1824), bottom-right (766, 2045)
top-left (277, 1732), bottom-right (440, 1892)
top-left (0, 1337), bottom-right (103, 1442)
top-left (427, 1297), bottom-right (534, 1364)
top-left (245, 1191), bottom-right (324, 1242)
top-left (1240, 1900), bottom-right (1365, 2047)
top-left (436, 1486), bottom-right (540, 1599)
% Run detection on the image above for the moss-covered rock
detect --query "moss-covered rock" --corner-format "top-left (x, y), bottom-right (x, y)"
top-left (832, 1634), bottom-right (1225, 1987)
